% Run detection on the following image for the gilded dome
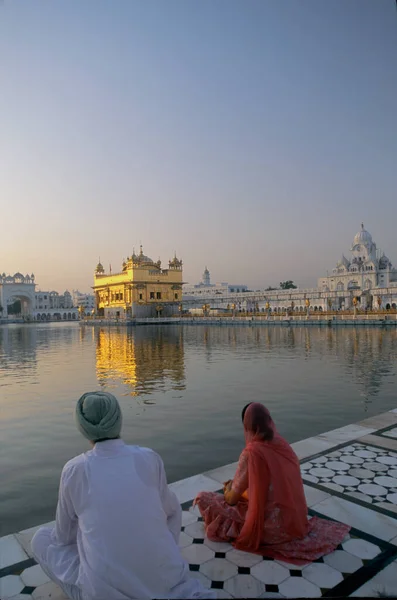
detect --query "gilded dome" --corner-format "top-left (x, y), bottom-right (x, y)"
top-left (353, 223), bottom-right (372, 247)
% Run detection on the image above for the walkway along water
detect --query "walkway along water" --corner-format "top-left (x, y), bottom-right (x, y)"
top-left (2, 410), bottom-right (397, 598)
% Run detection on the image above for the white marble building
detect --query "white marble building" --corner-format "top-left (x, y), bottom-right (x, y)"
top-left (183, 266), bottom-right (248, 299)
top-left (72, 290), bottom-right (95, 315)
top-left (183, 225), bottom-right (397, 314)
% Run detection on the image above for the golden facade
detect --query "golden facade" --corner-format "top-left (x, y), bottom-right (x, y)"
top-left (93, 246), bottom-right (183, 318)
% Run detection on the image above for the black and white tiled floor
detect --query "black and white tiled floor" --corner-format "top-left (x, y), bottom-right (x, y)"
top-left (301, 442), bottom-right (397, 515)
top-left (2, 411), bottom-right (397, 599)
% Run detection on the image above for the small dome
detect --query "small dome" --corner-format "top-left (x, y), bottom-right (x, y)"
top-left (353, 223), bottom-right (372, 247)
top-left (13, 272), bottom-right (24, 280)
top-left (95, 259), bottom-right (105, 273)
top-left (135, 245), bottom-right (154, 264)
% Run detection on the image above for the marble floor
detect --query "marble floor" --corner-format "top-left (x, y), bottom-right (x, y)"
top-left (2, 411), bottom-right (397, 599)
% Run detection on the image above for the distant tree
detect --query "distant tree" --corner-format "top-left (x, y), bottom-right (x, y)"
top-left (265, 286), bottom-right (277, 291)
top-left (280, 280), bottom-right (297, 290)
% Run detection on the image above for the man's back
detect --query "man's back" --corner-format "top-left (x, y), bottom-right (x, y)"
top-left (59, 440), bottom-right (191, 599)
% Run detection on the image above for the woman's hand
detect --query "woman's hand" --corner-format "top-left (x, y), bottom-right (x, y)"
top-left (223, 480), bottom-right (232, 494)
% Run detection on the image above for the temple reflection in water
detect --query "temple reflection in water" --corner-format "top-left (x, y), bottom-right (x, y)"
top-left (95, 325), bottom-right (185, 396)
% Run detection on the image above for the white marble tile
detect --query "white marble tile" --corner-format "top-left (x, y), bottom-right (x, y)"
top-left (21, 564), bottom-right (51, 587)
top-left (359, 411), bottom-right (397, 429)
top-left (342, 538), bottom-right (381, 559)
top-left (389, 409), bottom-right (397, 414)
top-left (323, 549), bottom-right (363, 573)
top-left (0, 534), bottom-right (28, 569)
top-left (312, 495), bottom-right (397, 540)
top-left (224, 573), bottom-right (264, 598)
top-left (188, 570), bottom-right (212, 589)
top-left (182, 510), bottom-right (198, 526)
top-left (214, 589), bottom-right (233, 599)
top-left (32, 581), bottom-right (71, 599)
top-left (178, 531), bottom-right (193, 548)
top-left (0, 574), bottom-right (24, 598)
top-left (15, 521), bottom-right (55, 558)
top-left (204, 462), bottom-right (239, 484)
top-left (200, 557), bottom-right (238, 581)
top-left (203, 538), bottom-right (233, 553)
top-left (302, 562), bottom-right (343, 588)
top-left (226, 548), bottom-right (263, 567)
top-left (278, 577), bottom-right (321, 598)
top-left (350, 559), bottom-right (397, 597)
top-left (250, 561), bottom-right (290, 585)
top-left (303, 484), bottom-right (330, 507)
top-left (7, 595), bottom-right (33, 600)
top-left (258, 593), bottom-right (284, 599)
top-left (181, 543), bottom-right (214, 565)
top-left (374, 476), bottom-right (397, 488)
top-left (317, 424), bottom-right (375, 445)
top-left (169, 474), bottom-right (221, 504)
top-left (291, 437), bottom-right (336, 460)
top-left (390, 534), bottom-right (397, 545)
top-left (185, 520), bottom-right (206, 539)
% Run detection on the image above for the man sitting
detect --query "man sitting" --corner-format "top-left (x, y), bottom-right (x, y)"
top-left (32, 391), bottom-right (215, 600)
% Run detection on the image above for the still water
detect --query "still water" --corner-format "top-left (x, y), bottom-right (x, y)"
top-left (1, 322), bottom-right (397, 535)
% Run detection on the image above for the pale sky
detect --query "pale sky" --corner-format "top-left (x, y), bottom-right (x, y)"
top-left (1, 0), bottom-right (396, 293)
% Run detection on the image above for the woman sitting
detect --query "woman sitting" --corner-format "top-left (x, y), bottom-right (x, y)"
top-left (194, 402), bottom-right (350, 564)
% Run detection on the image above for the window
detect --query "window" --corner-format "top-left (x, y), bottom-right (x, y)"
top-left (44, 295), bottom-right (47, 300)
top-left (139, 293), bottom-right (143, 300)
top-left (150, 292), bottom-right (155, 299)
top-left (120, 293), bottom-right (123, 301)
top-left (175, 293), bottom-right (178, 300)
top-left (156, 292), bottom-right (162, 299)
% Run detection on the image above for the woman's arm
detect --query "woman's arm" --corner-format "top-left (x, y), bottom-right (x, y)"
top-left (224, 451), bottom-right (249, 506)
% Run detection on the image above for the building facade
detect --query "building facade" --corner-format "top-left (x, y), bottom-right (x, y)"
top-left (183, 266), bottom-right (248, 299)
top-left (93, 246), bottom-right (183, 318)
top-left (182, 225), bottom-right (397, 314)
top-left (34, 290), bottom-right (78, 321)
top-left (72, 290), bottom-right (95, 315)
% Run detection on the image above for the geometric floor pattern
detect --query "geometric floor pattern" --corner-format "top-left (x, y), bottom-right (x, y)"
top-left (3, 410), bottom-right (397, 598)
top-left (1, 506), bottom-right (396, 599)
top-left (301, 442), bottom-right (397, 515)
top-left (178, 502), bottom-right (397, 598)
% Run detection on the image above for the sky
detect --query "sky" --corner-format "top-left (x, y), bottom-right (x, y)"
top-left (1, 0), bottom-right (396, 293)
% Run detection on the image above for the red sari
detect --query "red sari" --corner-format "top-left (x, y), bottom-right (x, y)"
top-left (194, 403), bottom-right (350, 565)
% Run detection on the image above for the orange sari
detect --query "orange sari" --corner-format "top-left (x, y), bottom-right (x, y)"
top-left (194, 403), bottom-right (350, 564)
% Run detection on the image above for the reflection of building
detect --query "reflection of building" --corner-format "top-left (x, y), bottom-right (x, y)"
top-left (93, 246), bottom-right (183, 319)
top-left (95, 327), bottom-right (185, 395)
top-left (183, 266), bottom-right (248, 298)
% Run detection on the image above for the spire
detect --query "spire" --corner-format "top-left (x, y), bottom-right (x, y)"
top-left (140, 244), bottom-right (143, 256)
top-left (361, 222), bottom-right (364, 230)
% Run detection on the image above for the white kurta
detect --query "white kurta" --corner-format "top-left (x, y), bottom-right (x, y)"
top-left (34, 440), bottom-right (214, 600)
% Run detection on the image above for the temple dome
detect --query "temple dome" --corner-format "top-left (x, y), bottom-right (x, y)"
top-left (353, 223), bottom-right (372, 247)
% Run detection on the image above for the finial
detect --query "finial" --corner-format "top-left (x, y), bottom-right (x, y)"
top-left (140, 244), bottom-right (143, 256)
top-left (361, 222), bottom-right (364, 230)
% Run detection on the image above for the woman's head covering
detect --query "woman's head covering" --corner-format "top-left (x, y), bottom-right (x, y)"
top-left (75, 391), bottom-right (122, 442)
top-left (243, 402), bottom-right (275, 443)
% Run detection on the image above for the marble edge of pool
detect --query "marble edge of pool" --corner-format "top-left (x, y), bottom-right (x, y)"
top-left (2, 408), bottom-right (397, 561)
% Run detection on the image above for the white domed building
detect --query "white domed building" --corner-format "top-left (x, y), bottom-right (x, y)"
top-left (317, 224), bottom-right (397, 310)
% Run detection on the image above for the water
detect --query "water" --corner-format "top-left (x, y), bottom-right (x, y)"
top-left (1, 322), bottom-right (396, 536)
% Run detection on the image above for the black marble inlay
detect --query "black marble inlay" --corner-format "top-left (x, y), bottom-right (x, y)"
top-left (181, 526), bottom-right (185, 532)
top-left (211, 581), bottom-right (224, 589)
top-left (261, 555), bottom-right (274, 561)
top-left (0, 558), bottom-right (36, 579)
top-left (238, 566), bottom-right (250, 574)
top-left (290, 569), bottom-right (302, 577)
top-left (215, 552), bottom-right (226, 559)
top-left (265, 584), bottom-right (279, 592)
top-left (189, 564), bottom-right (200, 571)
top-left (21, 586), bottom-right (36, 595)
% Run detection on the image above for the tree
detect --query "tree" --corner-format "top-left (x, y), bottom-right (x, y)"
top-left (280, 281), bottom-right (297, 290)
